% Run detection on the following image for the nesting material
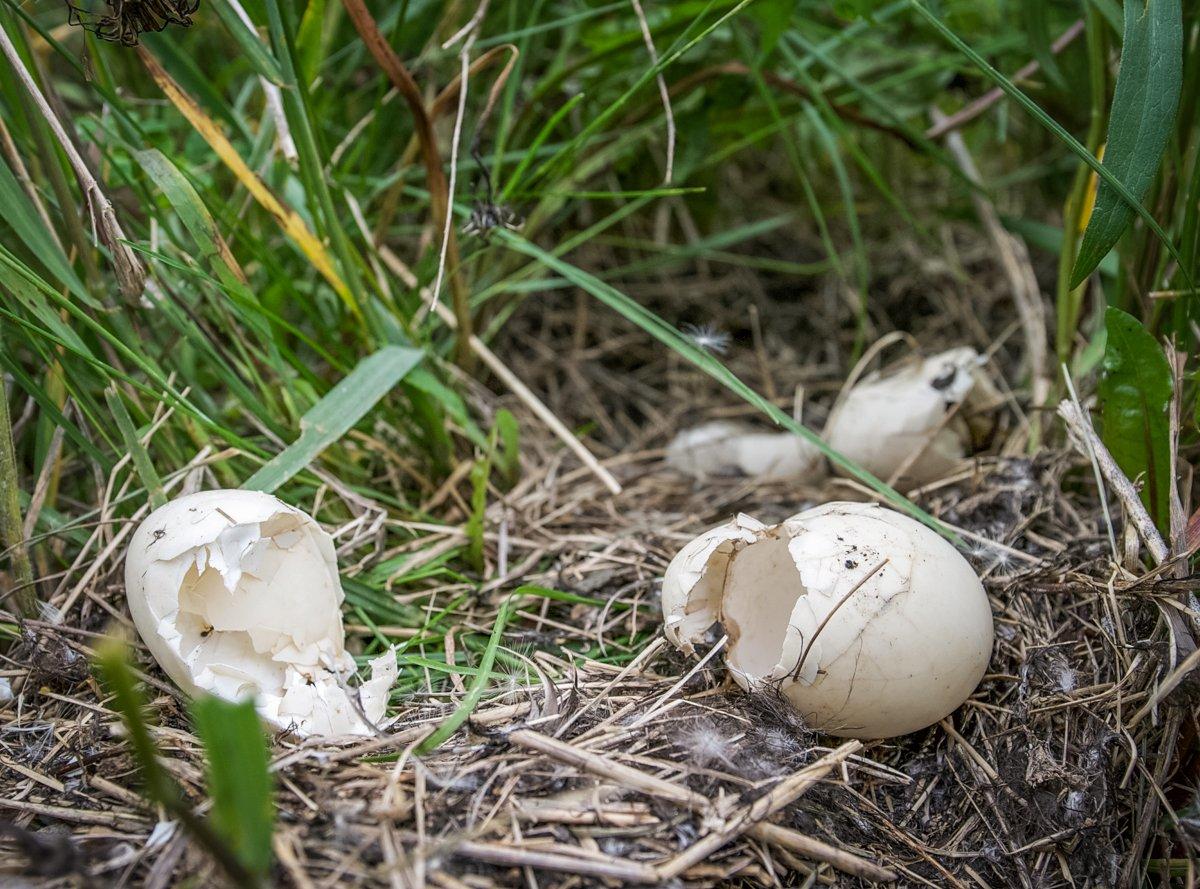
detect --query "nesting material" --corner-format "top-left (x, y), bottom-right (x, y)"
top-left (666, 420), bottom-right (823, 480)
top-left (124, 490), bottom-right (395, 737)
top-left (661, 501), bottom-right (993, 738)
top-left (823, 347), bottom-right (997, 486)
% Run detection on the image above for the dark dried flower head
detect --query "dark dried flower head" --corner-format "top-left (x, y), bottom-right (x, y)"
top-left (66, 1), bottom-right (200, 46)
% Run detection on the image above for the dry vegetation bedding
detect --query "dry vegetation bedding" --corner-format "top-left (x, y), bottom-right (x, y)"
top-left (2, 235), bottom-right (1198, 888)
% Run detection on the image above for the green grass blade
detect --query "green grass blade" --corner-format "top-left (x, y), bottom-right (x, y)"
top-left (208, 0), bottom-right (287, 86)
top-left (417, 597), bottom-right (513, 753)
top-left (190, 695), bottom-right (275, 881)
top-left (1070, 0), bottom-right (1183, 287)
top-left (104, 386), bottom-right (166, 510)
top-left (244, 345), bottom-right (423, 492)
top-left (1022, 0), bottom-right (1066, 89)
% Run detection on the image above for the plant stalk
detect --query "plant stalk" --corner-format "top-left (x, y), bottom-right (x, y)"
top-left (340, 0), bottom-right (475, 367)
top-left (0, 372), bottom-right (37, 618)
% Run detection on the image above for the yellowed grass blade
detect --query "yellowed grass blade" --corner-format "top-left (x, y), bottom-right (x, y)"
top-left (138, 48), bottom-right (362, 320)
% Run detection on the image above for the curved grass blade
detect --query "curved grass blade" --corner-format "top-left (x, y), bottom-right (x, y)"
top-left (1070, 0), bottom-right (1183, 287)
top-left (1023, 0), bottom-right (1066, 89)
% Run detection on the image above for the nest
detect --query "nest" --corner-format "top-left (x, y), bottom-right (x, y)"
top-left (2, 227), bottom-right (1197, 886)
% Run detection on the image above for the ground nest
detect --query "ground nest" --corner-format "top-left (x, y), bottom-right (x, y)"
top-left (3, 241), bottom-right (1199, 887)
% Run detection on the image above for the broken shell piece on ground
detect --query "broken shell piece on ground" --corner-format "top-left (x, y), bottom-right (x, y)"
top-left (666, 421), bottom-right (824, 480)
top-left (823, 347), bottom-right (999, 487)
top-left (660, 501), bottom-right (993, 738)
top-left (124, 490), bottom-right (396, 737)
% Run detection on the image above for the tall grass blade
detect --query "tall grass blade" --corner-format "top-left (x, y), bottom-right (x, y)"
top-left (495, 230), bottom-right (957, 543)
top-left (910, 0), bottom-right (1189, 287)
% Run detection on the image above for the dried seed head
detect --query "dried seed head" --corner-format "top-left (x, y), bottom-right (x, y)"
top-left (66, 1), bottom-right (200, 46)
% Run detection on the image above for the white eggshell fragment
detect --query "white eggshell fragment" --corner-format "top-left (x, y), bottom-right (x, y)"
top-left (666, 421), bottom-right (823, 481)
top-left (124, 490), bottom-right (396, 738)
top-left (660, 501), bottom-right (993, 738)
top-left (823, 347), bottom-right (996, 486)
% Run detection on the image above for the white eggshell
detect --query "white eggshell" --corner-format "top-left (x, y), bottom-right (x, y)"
top-left (659, 501), bottom-right (992, 738)
top-left (666, 421), bottom-right (823, 481)
top-left (124, 490), bottom-right (396, 738)
top-left (823, 347), bottom-right (987, 486)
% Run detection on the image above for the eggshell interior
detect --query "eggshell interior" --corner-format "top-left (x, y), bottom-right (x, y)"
top-left (660, 502), bottom-right (994, 738)
top-left (124, 490), bottom-right (395, 738)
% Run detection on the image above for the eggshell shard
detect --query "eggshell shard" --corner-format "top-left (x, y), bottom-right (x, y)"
top-left (660, 501), bottom-right (993, 738)
top-left (124, 490), bottom-right (395, 738)
top-left (823, 347), bottom-right (996, 486)
top-left (666, 421), bottom-right (823, 481)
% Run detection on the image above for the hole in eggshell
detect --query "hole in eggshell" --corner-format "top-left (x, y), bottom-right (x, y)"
top-left (719, 534), bottom-right (806, 681)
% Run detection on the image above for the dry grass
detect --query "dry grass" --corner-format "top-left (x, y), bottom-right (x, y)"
top-left (2, 229), bottom-right (1198, 887)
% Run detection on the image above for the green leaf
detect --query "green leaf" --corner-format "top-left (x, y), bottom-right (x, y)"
top-left (244, 345), bottom-right (423, 492)
top-left (1070, 0), bottom-right (1183, 287)
top-left (748, 0), bottom-right (791, 60)
top-left (95, 638), bottom-right (179, 808)
top-left (1098, 307), bottom-right (1173, 532)
top-left (465, 447), bottom-right (490, 574)
top-left (417, 597), bottom-right (514, 753)
top-left (190, 696), bottom-right (275, 880)
top-left (0, 157), bottom-right (90, 304)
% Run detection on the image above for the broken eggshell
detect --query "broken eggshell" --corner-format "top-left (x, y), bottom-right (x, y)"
top-left (823, 347), bottom-right (998, 486)
top-left (666, 421), bottom-right (823, 481)
top-left (124, 490), bottom-right (395, 738)
top-left (661, 501), bottom-right (992, 738)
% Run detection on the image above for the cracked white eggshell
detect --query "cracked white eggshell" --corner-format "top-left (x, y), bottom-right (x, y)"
top-left (124, 490), bottom-right (395, 738)
top-left (823, 347), bottom-right (992, 486)
top-left (666, 421), bottom-right (823, 481)
top-left (660, 501), bottom-right (992, 738)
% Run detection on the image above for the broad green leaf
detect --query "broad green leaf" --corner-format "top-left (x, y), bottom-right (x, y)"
top-left (1098, 307), bottom-right (1173, 532)
top-left (190, 695), bottom-right (275, 880)
top-left (244, 345), bottom-right (423, 492)
top-left (1070, 0), bottom-right (1182, 287)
